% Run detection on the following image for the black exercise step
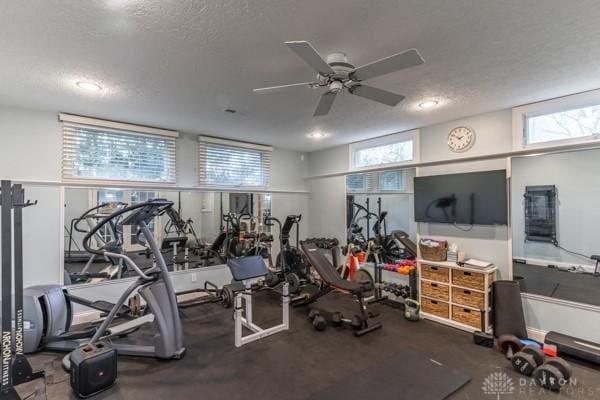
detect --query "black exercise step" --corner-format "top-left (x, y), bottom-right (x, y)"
top-left (545, 331), bottom-right (600, 365)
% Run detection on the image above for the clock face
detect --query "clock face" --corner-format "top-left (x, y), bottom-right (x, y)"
top-left (447, 126), bottom-right (475, 153)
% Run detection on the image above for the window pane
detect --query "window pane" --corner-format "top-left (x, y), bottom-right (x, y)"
top-left (64, 125), bottom-right (176, 183)
top-left (526, 104), bottom-right (600, 145)
top-left (346, 174), bottom-right (367, 191)
top-left (379, 170), bottom-right (404, 191)
top-left (354, 140), bottom-right (413, 168)
top-left (198, 141), bottom-right (271, 188)
top-left (130, 191), bottom-right (157, 245)
top-left (96, 190), bottom-right (125, 243)
top-left (206, 147), bottom-right (264, 186)
top-left (346, 170), bottom-right (405, 193)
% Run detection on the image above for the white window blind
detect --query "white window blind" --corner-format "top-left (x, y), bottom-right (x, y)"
top-left (60, 114), bottom-right (178, 185)
top-left (346, 170), bottom-right (406, 193)
top-left (198, 136), bottom-right (273, 189)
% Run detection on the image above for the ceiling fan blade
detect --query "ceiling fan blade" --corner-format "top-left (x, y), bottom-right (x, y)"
top-left (349, 85), bottom-right (405, 106)
top-left (253, 82), bottom-right (318, 94)
top-left (285, 41), bottom-right (335, 75)
top-left (351, 49), bottom-right (424, 81)
top-left (313, 91), bottom-right (337, 116)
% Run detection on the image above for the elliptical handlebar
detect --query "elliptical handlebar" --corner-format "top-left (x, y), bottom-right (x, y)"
top-left (83, 199), bottom-right (174, 256)
top-left (263, 215), bottom-right (280, 228)
top-left (73, 202), bottom-right (128, 233)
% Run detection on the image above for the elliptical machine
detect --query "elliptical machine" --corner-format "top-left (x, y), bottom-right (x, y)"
top-left (65, 202), bottom-right (128, 284)
top-left (23, 199), bottom-right (186, 362)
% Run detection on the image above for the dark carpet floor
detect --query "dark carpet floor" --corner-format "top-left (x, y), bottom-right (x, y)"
top-left (513, 262), bottom-right (600, 307)
top-left (17, 290), bottom-right (600, 400)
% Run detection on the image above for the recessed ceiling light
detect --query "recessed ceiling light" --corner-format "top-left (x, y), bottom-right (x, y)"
top-left (308, 131), bottom-right (326, 139)
top-left (76, 81), bottom-right (103, 92)
top-left (419, 100), bottom-right (439, 109)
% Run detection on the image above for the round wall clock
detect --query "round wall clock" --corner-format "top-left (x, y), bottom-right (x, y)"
top-left (447, 126), bottom-right (476, 153)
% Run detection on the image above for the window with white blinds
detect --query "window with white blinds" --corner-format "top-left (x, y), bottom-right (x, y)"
top-left (346, 169), bottom-right (406, 193)
top-left (198, 136), bottom-right (272, 189)
top-left (60, 114), bottom-right (178, 184)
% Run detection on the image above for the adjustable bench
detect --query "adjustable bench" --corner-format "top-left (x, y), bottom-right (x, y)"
top-left (300, 241), bottom-right (382, 336)
top-left (392, 230), bottom-right (417, 259)
top-left (227, 256), bottom-right (290, 347)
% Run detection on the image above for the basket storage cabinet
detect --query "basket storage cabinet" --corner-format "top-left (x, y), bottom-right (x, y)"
top-left (418, 260), bottom-right (497, 333)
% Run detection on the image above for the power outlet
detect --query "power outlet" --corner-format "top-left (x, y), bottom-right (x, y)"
top-left (191, 273), bottom-right (197, 282)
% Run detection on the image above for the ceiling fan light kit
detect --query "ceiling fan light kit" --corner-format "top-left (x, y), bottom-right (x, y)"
top-left (254, 41), bottom-right (425, 117)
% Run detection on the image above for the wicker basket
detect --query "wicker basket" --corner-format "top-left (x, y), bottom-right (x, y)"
top-left (419, 239), bottom-right (448, 261)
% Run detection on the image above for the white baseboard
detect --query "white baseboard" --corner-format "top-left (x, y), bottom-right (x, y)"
top-left (515, 257), bottom-right (595, 274)
top-left (526, 326), bottom-right (548, 342)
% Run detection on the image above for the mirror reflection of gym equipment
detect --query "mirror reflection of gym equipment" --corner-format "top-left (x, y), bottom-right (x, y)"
top-left (345, 169), bottom-right (418, 264)
top-left (512, 148), bottom-right (600, 307)
top-left (63, 188), bottom-right (273, 285)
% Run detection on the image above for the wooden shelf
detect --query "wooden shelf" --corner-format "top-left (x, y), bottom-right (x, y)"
top-left (420, 295), bottom-right (491, 313)
top-left (418, 259), bottom-right (498, 274)
top-left (418, 259), bottom-right (496, 333)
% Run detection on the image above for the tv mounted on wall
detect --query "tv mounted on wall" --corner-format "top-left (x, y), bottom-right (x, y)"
top-left (414, 170), bottom-right (508, 225)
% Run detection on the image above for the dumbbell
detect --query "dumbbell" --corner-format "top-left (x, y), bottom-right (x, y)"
top-left (350, 315), bottom-right (366, 330)
top-left (308, 309), bottom-right (327, 331)
top-left (533, 358), bottom-right (572, 392)
top-left (331, 312), bottom-right (344, 326)
top-left (511, 345), bottom-right (545, 376)
top-left (331, 312), bottom-right (367, 330)
top-left (497, 334), bottom-right (525, 359)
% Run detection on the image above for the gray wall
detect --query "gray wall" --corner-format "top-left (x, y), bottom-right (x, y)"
top-left (0, 104), bottom-right (308, 303)
top-left (306, 145), bottom-right (349, 241)
top-left (512, 148), bottom-right (600, 268)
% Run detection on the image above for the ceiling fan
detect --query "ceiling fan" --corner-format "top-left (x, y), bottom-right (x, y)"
top-left (253, 41), bottom-right (425, 116)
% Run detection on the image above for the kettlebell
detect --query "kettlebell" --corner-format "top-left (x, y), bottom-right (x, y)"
top-left (404, 299), bottom-right (420, 322)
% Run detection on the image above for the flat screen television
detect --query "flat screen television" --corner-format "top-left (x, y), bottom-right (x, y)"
top-left (414, 170), bottom-right (507, 225)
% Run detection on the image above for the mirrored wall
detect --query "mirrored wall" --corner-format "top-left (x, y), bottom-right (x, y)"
top-left (64, 188), bottom-right (271, 285)
top-left (345, 168), bottom-right (417, 263)
top-left (511, 147), bottom-right (600, 307)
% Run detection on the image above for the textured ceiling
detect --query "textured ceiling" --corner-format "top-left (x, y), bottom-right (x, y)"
top-left (2, 1), bottom-right (600, 151)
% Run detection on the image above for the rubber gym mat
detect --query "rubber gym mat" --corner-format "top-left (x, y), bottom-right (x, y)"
top-left (308, 348), bottom-right (471, 400)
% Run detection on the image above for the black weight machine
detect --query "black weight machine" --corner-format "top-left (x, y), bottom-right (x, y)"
top-left (263, 215), bottom-right (310, 294)
top-left (1, 181), bottom-right (44, 400)
top-left (222, 213), bottom-right (270, 259)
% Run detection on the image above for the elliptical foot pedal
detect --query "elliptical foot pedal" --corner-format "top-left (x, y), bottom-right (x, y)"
top-left (70, 342), bottom-right (117, 398)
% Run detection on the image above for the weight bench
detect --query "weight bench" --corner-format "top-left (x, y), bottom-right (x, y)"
top-left (227, 256), bottom-right (290, 347)
top-left (300, 241), bottom-right (382, 336)
top-left (392, 230), bottom-right (417, 259)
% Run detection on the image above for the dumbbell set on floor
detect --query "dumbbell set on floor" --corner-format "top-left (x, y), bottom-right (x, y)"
top-left (308, 309), bottom-right (364, 332)
top-left (382, 282), bottom-right (411, 299)
top-left (499, 334), bottom-right (573, 392)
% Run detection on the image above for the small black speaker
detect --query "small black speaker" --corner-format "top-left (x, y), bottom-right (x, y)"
top-left (70, 342), bottom-right (118, 398)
